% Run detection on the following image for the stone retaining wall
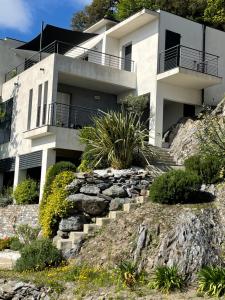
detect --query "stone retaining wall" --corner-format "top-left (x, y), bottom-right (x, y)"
top-left (0, 204), bottom-right (39, 238)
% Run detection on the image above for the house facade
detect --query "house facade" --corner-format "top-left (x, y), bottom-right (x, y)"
top-left (0, 9), bottom-right (224, 198)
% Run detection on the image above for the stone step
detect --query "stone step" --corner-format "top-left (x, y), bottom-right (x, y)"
top-left (69, 231), bottom-right (87, 242)
top-left (96, 217), bottom-right (111, 226)
top-left (108, 210), bottom-right (126, 219)
top-left (123, 202), bottom-right (140, 213)
top-left (83, 223), bottom-right (101, 234)
top-left (135, 196), bottom-right (145, 204)
top-left (56, 238), bottom-right (73, 252)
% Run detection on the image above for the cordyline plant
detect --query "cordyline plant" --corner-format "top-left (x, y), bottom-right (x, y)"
top-left (79, 110), bottom-right (153, 170)
top-left (197, 110), bottom-right (225, 159)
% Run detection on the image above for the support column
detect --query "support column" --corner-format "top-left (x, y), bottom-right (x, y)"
top-left (13, 156), bottom-right (27, 190)
top-left (0, 173), bottom-right (4, 192)
top-left (39, 149), bottom-right (56, 202)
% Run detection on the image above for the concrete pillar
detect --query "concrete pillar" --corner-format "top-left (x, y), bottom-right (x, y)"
top-left (13, 156), bottom-right (27, 190)
top-left (0, 173), bottom-right (4, 192)
top-left (39, 149), bottom-right (56, 202)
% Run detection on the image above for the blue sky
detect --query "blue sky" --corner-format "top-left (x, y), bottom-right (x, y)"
top-left (0, 0), bottom-right (92, 42)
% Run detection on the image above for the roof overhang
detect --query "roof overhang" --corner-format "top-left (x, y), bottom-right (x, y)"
top-left (84, 18), bottom-right (118, 33)
top-left (106, 9), bottom-right (159, 39)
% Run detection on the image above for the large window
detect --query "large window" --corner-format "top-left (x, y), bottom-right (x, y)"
top-left (0, 99), bottom-right (13, 144)
top-left (36, 84), bottom-right (42, 127)
top-left (27, 89), bottom-right (33, 130)
top-left (42, 81), bottom-right (48, 125)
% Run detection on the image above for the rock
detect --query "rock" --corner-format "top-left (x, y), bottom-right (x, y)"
top-left (0, 250), bottom-right (21, 270)
top-left (80, 185), bottom-right (100, 195)
top-left (57, 230), bottom-right (69, 239)
top-left (59, 215), bottom-right (90, 232)
top-left (67, 194), bottom-right (110, 216)
top-left (63, 238), bottom-right (84, 259)
top-left (102, 185), bottom-right (127, 198)
top-left (154, 209), bottom-right (224, 281)
top-left (97, 182), bottom-right (112, 191)
top-left (109, 198), bottom-right (133, 211)
top-left (66, 179), bottom-right (84, 192)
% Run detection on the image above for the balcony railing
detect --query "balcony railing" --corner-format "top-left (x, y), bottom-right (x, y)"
top-left (47, 102), bottom-right (102, 129)
top-left (5, 40), bottom-right (135, 82)
top-left (158, 45), bottom-right (219, 77)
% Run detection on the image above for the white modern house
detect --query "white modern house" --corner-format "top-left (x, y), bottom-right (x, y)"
top-left (0, 9), bottom-right (224, 198)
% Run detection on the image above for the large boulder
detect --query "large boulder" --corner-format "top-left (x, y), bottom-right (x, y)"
top-left (80, 185), bottom-right (100, 195)
top-left (154, 209), bottom-right (224, 281)
top-left (102, 185), bottom-right (127, 198)
top-left (59, 215), bottom-right (90, 232)
top-left (67, 194), bottom-right (110, 216)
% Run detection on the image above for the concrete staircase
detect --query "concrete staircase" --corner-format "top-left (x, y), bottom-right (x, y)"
top-left (151, 146), bottom-right (177, 166)
top-left (54, 195), bottom-right (147, 252)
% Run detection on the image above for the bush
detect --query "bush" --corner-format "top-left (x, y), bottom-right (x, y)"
top-left (15, 239), bottom-right (63, 272)
top-left (149, 170), bottom-right (201, 204)
top-left (150, 266), bottom-right (184, 293)
top-left (13, 179), bottom-right (39, 205)
top-left (9, 237), bottom-right (24, 251)
top-left (116, 260), bottom-right (138, 287)
top-left (184, 154), bottom-right (224, 184)
top-left (42, 161), bottom-right (76, 203)
top-left (198, 267), bottom-right (225, 297)
top-left (39, 171), bottom-right (75, 237)
top-left (0, 187), bottom-right (13, 207)
top-left (15, 224), bottom-right (40, 245)
top-left (0, 237), bottom-right (11, 251)
top-left (79, 110), bottom-right (152, 169)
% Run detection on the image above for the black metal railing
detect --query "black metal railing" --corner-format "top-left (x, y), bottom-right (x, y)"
top-left (47, 102), bottom-right (102, 129)
top-left (5, 40), bottom-right (135, 81)
top-left (158, 45), bottom-right (219, 77)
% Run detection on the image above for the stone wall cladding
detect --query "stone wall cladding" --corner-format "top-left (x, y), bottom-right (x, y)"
top-left (0, 204), bottom-right (39, 238)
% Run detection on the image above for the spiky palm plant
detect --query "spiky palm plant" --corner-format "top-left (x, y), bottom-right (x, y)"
top-left (198, 267), bottom-right (225, 297)
top-left (79, 110), bottom-right (152, 169)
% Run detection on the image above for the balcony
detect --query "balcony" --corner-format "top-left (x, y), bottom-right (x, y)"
top-left (5, 40), bottom-right (135, 82)
top-left (157, 45), bottom-right (222, 89)
top-left (24, 102), bottom-right (102, 141)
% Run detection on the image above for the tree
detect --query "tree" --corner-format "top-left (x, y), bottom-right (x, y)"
top-left (204, 0), bottom-right (225, 30)
top-left (71, 0), bottom-right (118, 31)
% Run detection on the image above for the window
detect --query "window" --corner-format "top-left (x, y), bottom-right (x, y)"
top-left (36, 84), bottom-right (42, 127)
top-left (0, 99), bottom-right (13, 144)
top-left (124, 43), bottom-right (132, 71)
top-left (27, 89), bottom-right (33, 130)
top-left (164, 30), bottom-right (181, 71)
top-left (42, 81), bottom-right (48, 125)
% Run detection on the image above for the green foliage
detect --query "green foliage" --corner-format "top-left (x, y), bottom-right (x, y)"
top-left (204, 0), bottom-right (225, 30)
top-left (0, 187), bottom-right (13, 207)
top-left (149, 170), bottom-right (201, 204)
top-left (197, 112), bottom-right (225, 161)
top-left (15, 239), bottom-right (63, 272)
top-left (0, 237), bottom-right (12, 251)
top-left (42, 161), bottom-right (76, 204)
top-left (13, 179), bottom-right (39, 205)
top-left (122, 94), bottom-right (149, 115)
top-left (184, 155), bottom-right (224, 184)
top-left (15, 224), bottom-right (40, 245)
top-left (79, 110), bottom-right (152, 170)
top-left (39, 171), bottom-right (75, 237)
top-left (9, 237), bottom-right (24, 251)
top-left (198, 267), bottom-right (225, 297)
top-left (150, 266), bottom-right (184, 294)
top-left (116, 260), bottom-right (138, 287)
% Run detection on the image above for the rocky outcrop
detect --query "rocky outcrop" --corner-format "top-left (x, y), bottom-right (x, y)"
top-left (0, 250), bottom-right (21, 270)
top-left (154, 209), bottom-right (224, 281)
top-left (0, 279), bottom-right (51, 299)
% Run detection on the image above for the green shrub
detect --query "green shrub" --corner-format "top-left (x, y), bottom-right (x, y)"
top-left (79, 110), bottom-right (152, 169)
top-left (15, 239), bottom-right (63, 272)
top-left (184, 155), bottom-right (224, 184)
top-left (15, 224), bottom-right (40, 245)
top-left (0, 187), bottom-right (13, 207)
top-left (116, 260), bottom-right (138, 287)
top-left (0, 237), bottom-right (11, 251)
top-left (39, 171), bottom-right (75, 237)
top-left (198, 267), bottom-right (225, 297)
top-left (42, 161), bottom-right (76, 204)
top-left (9, 237), bottom-right (24, 251)
top-left (150, 266), bottom-right (184, 294)
top-left (13, 179), bottom-right (39, 205)
top-left (149, 170), bottom-right (201, 204)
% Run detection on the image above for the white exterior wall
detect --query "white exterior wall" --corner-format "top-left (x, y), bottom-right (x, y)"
top-left (0, 54), bottom-right (57, 159)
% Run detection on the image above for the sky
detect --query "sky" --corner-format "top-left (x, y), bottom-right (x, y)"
top-left (0, 0), bottom-right (92, 42)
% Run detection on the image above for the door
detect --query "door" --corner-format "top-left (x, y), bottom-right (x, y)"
top-left (164, 30), bottom-right (181, 71)
top-left (56, 92), bottom-right (71, 127)
top-left (124, 44), bottom-right (132, 71)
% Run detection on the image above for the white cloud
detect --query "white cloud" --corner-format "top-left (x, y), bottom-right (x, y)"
top-left (0, 0), bottom-right (32, 33)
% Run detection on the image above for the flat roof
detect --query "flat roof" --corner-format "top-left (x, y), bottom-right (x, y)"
top-left (84, 18), bottom-right (118, 33)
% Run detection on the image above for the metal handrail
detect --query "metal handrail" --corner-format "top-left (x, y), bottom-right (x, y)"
top-left (158, 44), bottom-right (219, 77)
top-left (5, 40), bottom-right (135, 82)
